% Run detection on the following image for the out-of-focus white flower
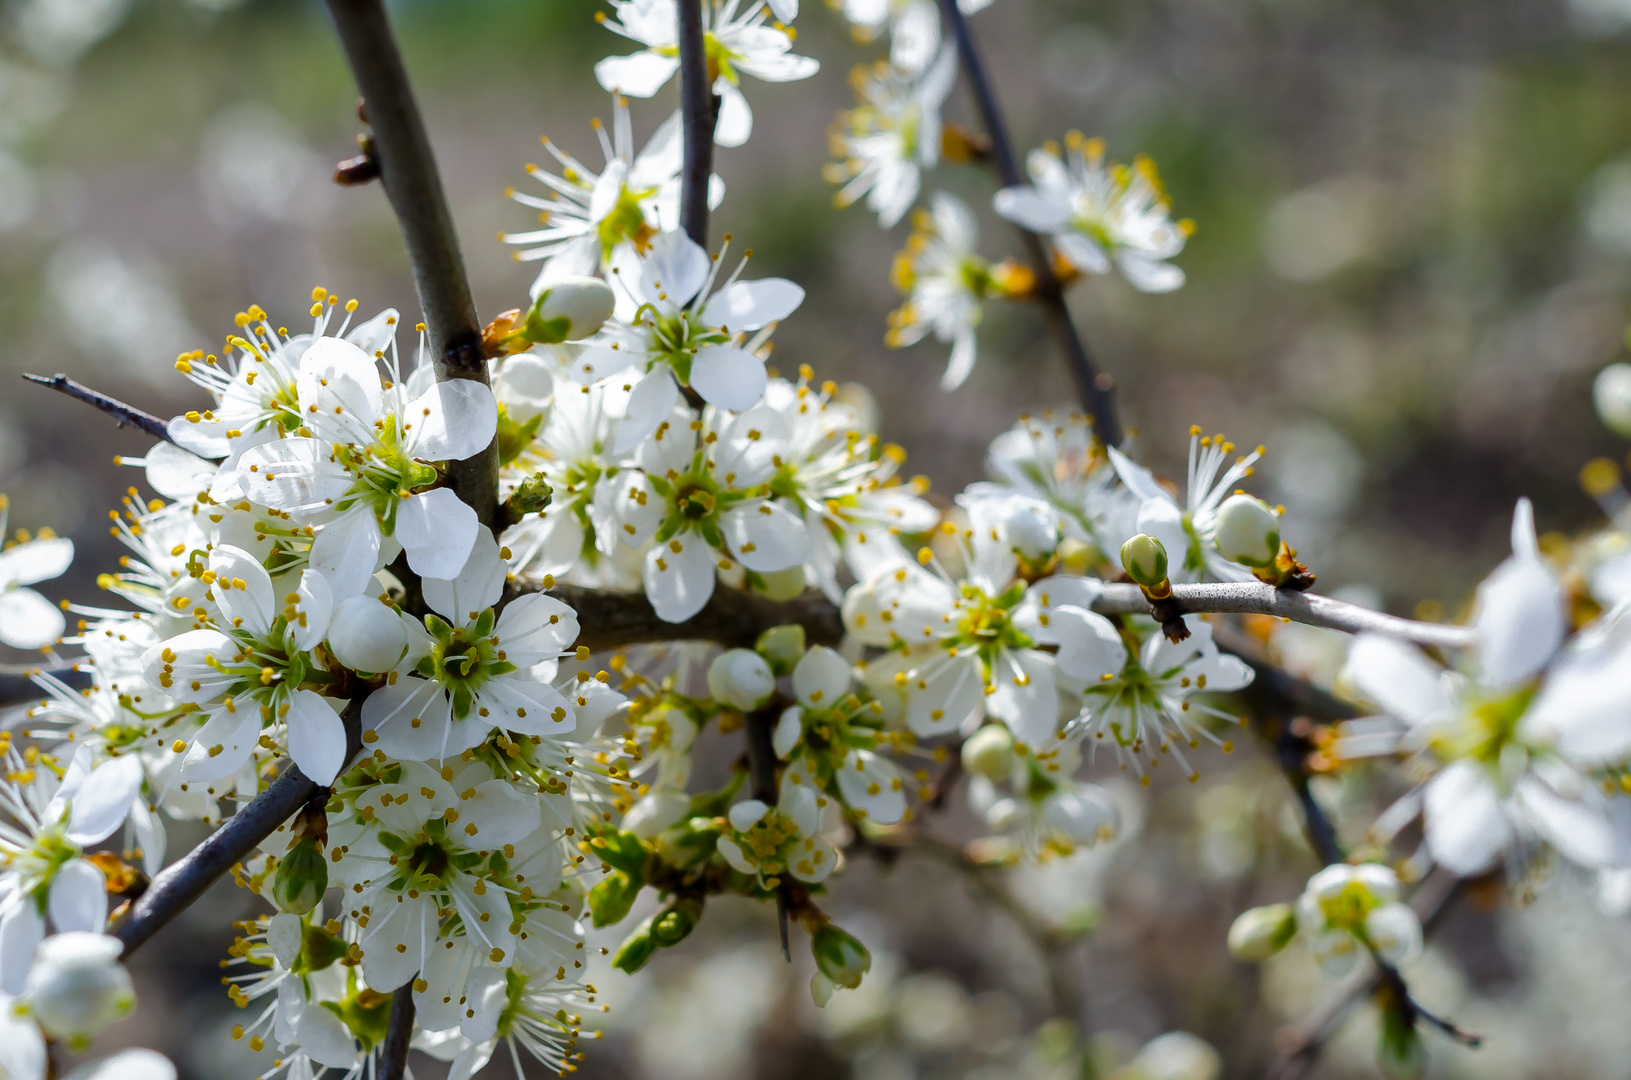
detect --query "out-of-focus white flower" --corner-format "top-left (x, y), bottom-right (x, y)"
top-left (839, 0), bottom-right (994, 76)
top-left (0, 996), bottom-right (46, 1080)
top-left (1294, 863), bottom-right (1421, 976)
top-left (774, 646), bottom-right (908, 825)
top-left (0, 497), bottom-right (71, 650)
top-left (1116, 1031), bottom-right (1221, 1080)
top-left (885, 192), bottom-right (1003, 390)
top-left (1342, 500), bottom-right (1631, 876)
top-left (63, 1049), bottom-right (176, 1080)
top-left (594, 0), bottom-right (819, 148)
top-left (0, 741), bottom-right (146, 992)
top-left (18, 933), bottom-right (135, 1048)
top-left (1595, 361), bottom-right (1631, 438)
top-left (826, 47), bottom-right (957, 228)
top-left (995, 133), bottom-right (1190, 292)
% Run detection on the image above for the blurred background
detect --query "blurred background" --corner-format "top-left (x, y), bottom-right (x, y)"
top-left (5, 0), bottom-right (1631, 1076)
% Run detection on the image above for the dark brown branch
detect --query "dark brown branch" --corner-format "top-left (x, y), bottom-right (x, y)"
top-left (545, 584), bottom-right (845, 653)
top-left (23, 374), bottom-right (178, 447)
top-left (377, 984), bottom-right (416, 1080)
top-left (677, 0), bottom-right (718, 247)
top-left (933, 0), bottom-right (1122, 445)
top-left (322, 0), bottom-right (498, 527)
top-left (112, 701), bottom-right (364, 957)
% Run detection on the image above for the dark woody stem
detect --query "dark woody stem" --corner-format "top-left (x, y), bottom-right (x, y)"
top-left (933, 0), bottom-right (1123, 445)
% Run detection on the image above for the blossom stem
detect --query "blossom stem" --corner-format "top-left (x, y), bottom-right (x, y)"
top-left (377, 984), bottom-right (416, 1080)
top-left (21, 373), bottom-right (181, 449)
top-left (322, 0), bottom-right (499, 527)
top-left (677, 0), bottom-right (718, 247)
top-left (110, 700), bottom-right (364, 957)
top-left (933, 0), bottom-right (1123, 445)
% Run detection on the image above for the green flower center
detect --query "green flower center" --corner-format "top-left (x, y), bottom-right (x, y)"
top-left (597, 184), bottom-right (658, 260)
top-left (416, 609), bottom-right (516, 721)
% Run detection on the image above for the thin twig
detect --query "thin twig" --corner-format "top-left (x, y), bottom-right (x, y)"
top-left (377, 984), bottom-right (416, 1080)
top-left (677, 0), bottom-right (718, 247)
top-left (535, 580), bottom-right (1468, 658)
top-left (22, 374), bottom-right (177, 446)
top-left (112, 702), bottom-right (364, 957)
top-left (933, 0), bottom-right (1121, 445)
top-left (322, 0), bottom-right (498, 527)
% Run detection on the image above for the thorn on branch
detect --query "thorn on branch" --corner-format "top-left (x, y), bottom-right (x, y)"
top-left (23, 373), bottom-right (177, 446)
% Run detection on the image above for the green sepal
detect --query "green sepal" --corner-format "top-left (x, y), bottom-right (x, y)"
top-left (587, 870), bottom-right (642, 928)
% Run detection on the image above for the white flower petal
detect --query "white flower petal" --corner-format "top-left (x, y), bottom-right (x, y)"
top-left (643, 533), bottom-right (717, 623)
top-left (594, 52), bottom-right (680, 97)
top-left (1423, 761), bottom-right (1512, 875)
top-left (992, 186), bottom-right (1069, 233)
top-left (285, 689), bottom-right (347, 785)
top-left (421, 526), bottom-right (505, 623)
top-left (719, 499), bottom-right (808, 572)
top-left (1343, 634), bottom-right (1455, 728)
top-left (0, 588), bottom-right (64, 650)
top-left (143, 442), bottom-right (217, 500)
top-left (712, 79), bottom-right (752, 147)
top-left (296, 996), bottom-right (361, 1067)
top-left (398, 488), bottom-right (480, 582)
top-left (208, 545), bottom-right (276, 637)
top-left (403, 379), bottom-right (499, 463)
top-left (793, 646), bottom-right (852, 709)
top-left (308, 504), bottom-right (385, 602)
top-left (614, 369), bottom-right (681, 454)
top-left (48, 859), bottom-right (108, 933)
top-left (639, 230), bottom-right (712, 310)
top-left (700, 279), bottom-right (804, 332)
top-left (66, 755), bottom-right (142, 846)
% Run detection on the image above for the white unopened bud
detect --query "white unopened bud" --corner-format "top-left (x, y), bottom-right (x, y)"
top-left (961, 724), bottom-right (1015, 781)
top-left (326, 596), bottom-right (407, 673)
top-left (707, 648), bottom-right (775, 710)
top-left (494, 353), bottom-right (555, 424)
top-left (21, 933), bottom-right (135, 1048)
top-left (1226, 902), bottom-right (1296, 961)
top-left (1120, 533), bottom-right (1169, 589)
top-left (526, 276), bottom-right (615, 344)
top-left (1214, 494), bottom-right (1281, 568)
top-left (622, 788), bottom-right (692, 839)
top-left (1124, 1032), bottom-right (1222, 1080)
top-left (1597, 362), bottom-right (1631, 438)
top-left (755, 565), bottom-right (809, 602)
top-left (1004, 504), bottom-right (1058, 561)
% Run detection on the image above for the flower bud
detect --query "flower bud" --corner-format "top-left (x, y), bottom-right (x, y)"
top-left (754, 565), bottom-right (809, 601)
top-left (961, 724), bottom-right (1015, 781)
top-left (525, 276), bottom-right (615, 344)
top-left (1124, 1032), bottom-right (1221, 1080)
top-left (708, 648), bottom-right (775, 711)
top-left (810, 922), bottom-right (871, 991)
top-left (1596, 362), bottom-right (1631, 438)
top-left (1363, 902), bottom-right (1423, 967)
top-left (1226, 902), bottom-right (1296, 962)
top-left (1004, 504), bottom-right (1058, 561)
top-left (493, 353), bottom-right (555, 424)
top-left (326, 596), bottom-right (406, 674)
top-left (1120, 533), bottom-right (1169, 589)
top-left (755, 623), bottom-right (806, 677)
top-left (1213, 494), bottom-right (1281, 568)
top-left (649, 896), bottom-right (703, 947)
top-left (21, 933), bottom-right (135, 1048)
top-left (271, 834), bottom-right (328, 915)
